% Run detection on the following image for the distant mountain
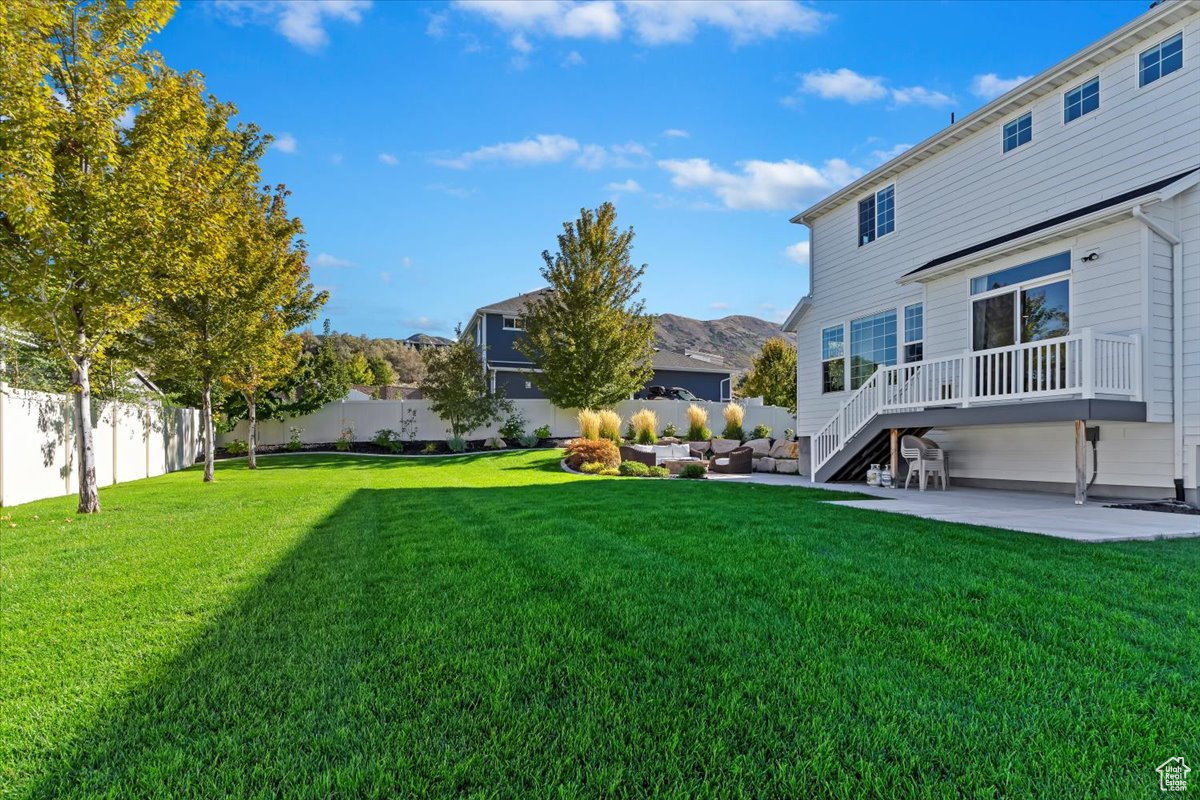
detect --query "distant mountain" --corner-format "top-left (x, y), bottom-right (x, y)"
top-left (654, 313), bottom-right (784, 373)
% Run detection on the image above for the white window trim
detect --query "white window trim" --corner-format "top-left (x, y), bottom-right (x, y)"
top-left (857, 183), bottom-right (896, 247)
top-left (967, 267), bottom-right (1073, 351)
top-left (819, 323), bottom-right (846, 395)
top-left (1063, 75), bottom-right (1100, 125)
top-left (501, 316), bottom-right (524, 331)
top-left (1138, 30), bottom-right (1184, 88)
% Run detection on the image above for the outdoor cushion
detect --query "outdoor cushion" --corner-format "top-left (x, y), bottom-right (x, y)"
top-left (714, 457), bottom-right (730, 467)
top-left (631, 444), bottom-right (655, 454)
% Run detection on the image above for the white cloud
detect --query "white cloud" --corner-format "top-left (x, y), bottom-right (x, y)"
top-left (214, 0), bottom-right (370, 51)
top-left (575, 141), bottom-right (650, 170)
top-left (378, 152), bottom-right (399, 166)
top-left (510, 32), bottom-right (534, 53)
top-left (562, 50), bottom-right (586, 67)
top-left (799, 68), bottom-right (954, 108)
top-left (870, 143), bottom-right (912, 163)
top-left (435, 134), bottom-right (580, 169)
top-left (709, 301), bottom-right (731, 310)
top-left (605, 178), bottom-right (643, 194)
top-left (426, 10), bottom-right (449, 38)
top-left (971, 73), bottom-right (1031, 100)
top-left (662, 128), bottom-right (689, 138)
top-left (784, 241), bottom-right (810, 265)
top-left (378, 270), bottom-right (392, 284)
top-left (402, 256), bottom-right (414, 267)
top-left (272, 132), bottom-right (299, 154)
top-left (452, 0), bottom-right (826, 51)
top-left (623, 0), bottom-right (828, 45)
top-left (890, 85), bottom-right (954, 108)
top-left (331, 153), bottom-right (344, 165)
top-left (800, 68), bottom-right (887, 103)
top-left (658, 156), bottom-right (862, 211)
top-left (313, 252), bottom-right (353, 269)
top-left (427, 183), bottom-right (478, 198)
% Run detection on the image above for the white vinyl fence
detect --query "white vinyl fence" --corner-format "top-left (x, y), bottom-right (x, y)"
top-left (1, 386), bottom-right (199, 507)
top-left (219, 398), bottom-right (797, 447)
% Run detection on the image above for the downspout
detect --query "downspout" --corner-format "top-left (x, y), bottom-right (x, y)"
top-left (1132, 204), bottom-right (1185, 501)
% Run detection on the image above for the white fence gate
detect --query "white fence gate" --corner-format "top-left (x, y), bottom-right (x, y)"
top-left (1, 386), bottom-right (199, 507)
top-left (219, 398), bottom-right (797, 447)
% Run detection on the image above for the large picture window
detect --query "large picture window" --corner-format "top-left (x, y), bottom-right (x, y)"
top-left (821, 325), bottom-right (845, 393)
top-left (849, 310), bottom-right (897, 389)
top-left (971, 252), bottom-right (1070, 351)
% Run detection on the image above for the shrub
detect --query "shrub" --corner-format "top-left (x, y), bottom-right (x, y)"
top-left (422, 442), bottom-right (439, 454)
top-left (750, 423), bottom-right (771, 441)
top-left (373, 429), bottom-right (405, 453)
top-left (577, 409), bottom-right (601, 440)
top-left (224, 438), bottom-right (248, 455)
top-left (498, 410), bottom-right (527, 440)
top-left (580, 461), bottom-right (607, 474)
top-left (619, 460), bottom-right (650, 477)
top-left (518, 434), bottom-right (539, 448)
top-left (597, 409), bottom-right (622, 443)
top-left (661, 422), bottom-right (678, 438)
top-left (564, 437), bottom-right (620, 470)
top-left (647, 465), bottom-right (669, 478)
top-left (783, 428), bottom-right (795, 441)
top-left (599, 467), bottom-right (620, 476)
top-left (686, 405), bottom-right (711, 442)
top-left (334, 428), bottom-right (353, 451)
top-left (679, 463), bottom-right (707, 479)
top-left (721, 403), bottom-right (745, 441)
top-left (286, 426), bottom-right (303, 452)
top-left (630, 408), bottom-right (657, 445)
top-left (533, 424), bottom-right (552, 440)
top-left (447, 436), bottom-right (466, 453)
top-left (625, 422), bottom-right (635, 441)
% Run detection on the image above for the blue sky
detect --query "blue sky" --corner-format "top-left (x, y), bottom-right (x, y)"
top-left (154, 0), bottom-right (1147, 337)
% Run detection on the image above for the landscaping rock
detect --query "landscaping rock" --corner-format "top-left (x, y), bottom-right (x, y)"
top-left (744, 438), bottom-right (771, 458)
top-left (659, 437), bottom-right (682, 444)
top-left (710, 438), bottom-right (740, 455)
top-left (485, 437), bottom-right (507, 450)
top-left (775, 459), bottom-right (799, 474)
top-left (755, 456), bottom-right (777, 473)
top-left (769, 441), bottom-right (800, 459)
top-left (686, 441), bottom-right (709, 456)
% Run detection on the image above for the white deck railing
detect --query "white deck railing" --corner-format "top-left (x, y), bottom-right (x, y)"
top-left (810, 328), bottom-right (1142, 477)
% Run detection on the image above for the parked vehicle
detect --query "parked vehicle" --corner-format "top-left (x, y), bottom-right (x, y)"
top-left (639, 386), bottom-right (699, 402)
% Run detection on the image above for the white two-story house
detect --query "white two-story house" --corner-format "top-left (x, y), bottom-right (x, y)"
top-left (784, 0), bottom-right (1200, 504)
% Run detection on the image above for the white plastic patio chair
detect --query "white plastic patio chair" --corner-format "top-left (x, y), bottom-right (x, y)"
top-left (901, 435), bottom-right (948, 491)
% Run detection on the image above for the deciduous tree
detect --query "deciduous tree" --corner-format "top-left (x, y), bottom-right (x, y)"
top-left (0, 0), bottom-right (179, 512)
top-left (516, 203), bottom-right (656, 408)
top-left (419, 327), bottom-right (509, 439)
top-left (739, 337), bottom-right (798, 411)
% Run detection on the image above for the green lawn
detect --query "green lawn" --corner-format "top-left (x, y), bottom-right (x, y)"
top-left (2, 451), bottom-right (1197, 798)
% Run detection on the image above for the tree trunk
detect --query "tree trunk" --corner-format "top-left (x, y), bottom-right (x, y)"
top-left (246, 394), bottom-right (257, 470)
top-left (73, 355), bottom-right (101, 514)
top-left (202, 380), bottom-right (215, 482)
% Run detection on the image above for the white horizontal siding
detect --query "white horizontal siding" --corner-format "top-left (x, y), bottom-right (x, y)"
top-left (796, 11), bottom-right (1200, 436)
top-left (928, 421), bottom-right (1174, 489)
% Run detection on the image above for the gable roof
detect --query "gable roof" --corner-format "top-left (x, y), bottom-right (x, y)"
top-left (790, 0), bottom-right (1199, 225)
top-left (475, 288), bottom-right (554, 316)
top-left (651, 349), bottom-right (734, 375)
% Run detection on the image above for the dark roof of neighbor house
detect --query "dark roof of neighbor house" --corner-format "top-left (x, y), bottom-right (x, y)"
top-left (904, 167), bottom-right (1200, 278)
top-left (476, 288), bottom-right (554, 316)
top-left (650, 349), bottom-right (734, 375)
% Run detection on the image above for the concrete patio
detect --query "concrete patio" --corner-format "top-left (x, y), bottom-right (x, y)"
top-left (708, 472), bottom-right (1200, 543)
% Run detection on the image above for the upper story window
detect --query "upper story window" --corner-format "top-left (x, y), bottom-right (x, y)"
top-left (903, 303), bottom-right (924, 363)
top-left (502, 316), bottom-right (524, 331)
top-left (1064, 77), bottom-right (1099, 123)
top-left (821, 325), bottom-right (845, 393)
top-left (1140, 32), bottom-right (1183, 87)
top-left (857, 184), bottom-right (895, 246)
top-left (1003, 112), bottom-right (1032, 152)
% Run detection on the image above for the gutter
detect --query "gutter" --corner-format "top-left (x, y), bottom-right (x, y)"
top-left (1132, 204), bottom-right (1186, 502)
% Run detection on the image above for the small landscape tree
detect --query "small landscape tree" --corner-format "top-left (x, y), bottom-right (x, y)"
top-left (419, 327), bottom-right (509, 440)
top-left (516, 202), bottom-right (656, 408)
top-left (740, 337), bottom-right (798, 412)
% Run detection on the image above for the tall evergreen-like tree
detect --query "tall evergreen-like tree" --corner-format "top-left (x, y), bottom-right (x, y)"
top-left (517, 203), bottom-right (656, 409)
top-left (0, 0), bottom-right (179, 512)
top-left (739, 337), bottom-right (798, 412)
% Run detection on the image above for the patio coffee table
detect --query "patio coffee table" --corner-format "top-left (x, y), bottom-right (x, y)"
top-left (662, 457), bottom-right (709, 475)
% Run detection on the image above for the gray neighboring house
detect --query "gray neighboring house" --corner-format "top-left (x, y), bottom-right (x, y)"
top-left (464, 289), bottom-right (734, 401)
